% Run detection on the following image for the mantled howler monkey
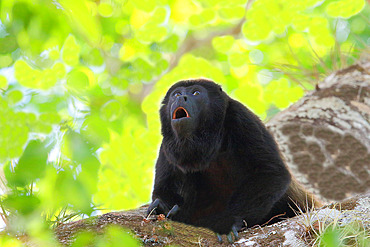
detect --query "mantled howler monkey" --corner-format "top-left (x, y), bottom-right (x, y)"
top-left (147, 79), bottom-right (320, 241)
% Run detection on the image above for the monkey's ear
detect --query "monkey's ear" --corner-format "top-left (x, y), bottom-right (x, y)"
top-left (219, 87), bottom-right (222, 92)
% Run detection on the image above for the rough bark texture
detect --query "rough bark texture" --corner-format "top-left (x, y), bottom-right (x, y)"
top-left (55, 193), bottom-right (370, 246)
top-left (267, 62), bottom-right (370, 203)
top-left (55, 62), bottom-right (370, 246)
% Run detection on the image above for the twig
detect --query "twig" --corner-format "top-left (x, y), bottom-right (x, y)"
top-left (261, 212), bottom-right (286, 226)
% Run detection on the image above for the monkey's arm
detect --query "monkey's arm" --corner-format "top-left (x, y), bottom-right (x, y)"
top-left (147, 147), bottom-right (183, 216)
top-left (202, 99), bottom-right (291, 234)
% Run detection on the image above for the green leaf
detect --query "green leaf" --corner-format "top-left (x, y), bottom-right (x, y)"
top-left (150, 7), bottom-right (168, 25)
top-left (212, 36), bottom-right (234, 53)
top-left (81, 115), bottom-right (110, 147)
top-left (96, 225), bottom-right (140, 247)
top-left (7, 90), bottom-right (23, 105)
top-left (58, 0), bottom-right (101, 43)
top-left (71, 231), bottom-right (96, 247)
top-left (14, 60), bottom-right (42, 89)
top-left (67, 69), bottom-right (89, 90)
top-left (40, 68), bottom-right (58, 90)
top-left (98, 3), bottom-right (113, 17)
top-left (51, 62), bottom-right (66, 79)
top-left (2, 194), bottom-right (40, 215)
top-left (131, 0), bottom-right (156, 12)
top-left (326, 0), bottom-right (365, 18)
top-left (100, 100), bottom-right (122, 122)
top-left (60, 131), bottom-right (101, 213)
top-left (136, 24), bottom-right (168, 43)
top-left (0, 104), bottom-right (29, 161)
top-left (228, 52), bottom-right (249, 67)
top-left (39, 112), bottom-right (61, 124)
top-left (82, 48), bottom-right (104, 66)
top-left (10, 140), bottom-right (48, 187)
top-left (0, 75), bottom-right (8, 90)
top-left (62, 35), bottom-right (81, 66)
top-left (0, 55), bottom-right (13, 68)
top-left (55, 169), bottom-right (95, 215)
top-left (242, 19), bottom-right (271, 41)
top-left (64, 131), bottom-right (94, 163)
top-left (0, 35), bottom-right (17, 54)
top-left (218, 6), bottom-right (245, 20)
top-left (320, 227), bottom-right (341, 247)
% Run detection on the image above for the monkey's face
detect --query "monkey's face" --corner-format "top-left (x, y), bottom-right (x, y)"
top-left (167, 85), bottom-right (209, 138)
top-left (159, 79), bottom-right (227, 170)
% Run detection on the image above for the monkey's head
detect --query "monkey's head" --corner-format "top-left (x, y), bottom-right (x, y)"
top-left (160, 79), bottom-right (228, 172)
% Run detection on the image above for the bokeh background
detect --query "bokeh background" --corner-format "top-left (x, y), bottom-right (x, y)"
top-left (0, 0), bottom-right (369, 245)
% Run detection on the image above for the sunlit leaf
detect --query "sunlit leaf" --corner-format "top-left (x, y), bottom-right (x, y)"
top-left (7, 90), bottom-right (23, 105)
top-left (218, 6), bottom-right (245, 20)
top-left (170, 0), bottom-right (201, 24)
top-left (67, 69), bottom-right (89, 90)
top-left (131, 0), bottom-right (157, 12)
top-left (136, 24), bottom-right (168, 43)
top-left (59, 0), bottom-right (101, 43)
top-left (96, 225), bottom-right (140, 247)
top-left (7, 140), bottom-right (49, 187)
top-left (39, 112), bottom-right (61, 124)
top-left (2, 194), bottom-right (40, 215)
top-left (56, 169), bottom-right (95, 215)
top-left (0, 75), bottom-right (8, 90)
top-left (51, 62), bottom-right (66, 79)
top-left (0, 55), bottom-right (13, 68)
top-left (212, 36), bottom-right (234, 53)
top-left (0, 235), bottom-right (23, 247)
top-left (82, 48), bottom-right (104, 66)
top-left (98, 3), bottom-right (113, 17)
top-left (326, 0), bottom-right (365, 18)
top-left (234, 81), bottom-right (267, 115)
top-left (14, 60), bottom-right (41, 89)
top-left (228, 52), bottom-right (249, 67)
top-left (71, 231), bottom-right (96, 247)
top-left (48, 49), bottom-right (60, 60)
top-left (242, 19), bottom-right (271, 41)
top-left (62, 35), bottom-right (81, 66)
top-left (0, 35), bottom-right (17, 54)
top-left (100, 100), bottom-right (122, 122)
top-left (81, 114), bottom-right (110, 146)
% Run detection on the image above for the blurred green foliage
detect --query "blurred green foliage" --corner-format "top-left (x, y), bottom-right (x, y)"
top-left (0, 0), bottom-right (368, 245)
top-left (318, 222), bottom-right (369, 247)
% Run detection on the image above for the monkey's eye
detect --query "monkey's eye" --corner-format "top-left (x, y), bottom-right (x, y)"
top-left (192, 91), bottom-right (200, 96)
top-left (174, 92), bottom-right (182, 97)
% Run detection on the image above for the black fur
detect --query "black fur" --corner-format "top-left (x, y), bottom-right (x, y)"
top-left (148, 79), bottom-right (293, 235)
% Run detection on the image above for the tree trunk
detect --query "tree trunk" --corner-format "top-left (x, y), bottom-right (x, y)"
top-left (267, 62), bottom-right (370, 203)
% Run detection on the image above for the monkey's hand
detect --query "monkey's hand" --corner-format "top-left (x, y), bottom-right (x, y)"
top-left (216, 224), bottom-right (240, 243)
top-left (146, 198), bottom-right (180, 219)
top-left (147, 198), bottom-right (166, 216)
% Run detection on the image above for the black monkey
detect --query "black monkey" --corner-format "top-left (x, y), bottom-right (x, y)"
top-left (147, 79), bottom-right (320, 241)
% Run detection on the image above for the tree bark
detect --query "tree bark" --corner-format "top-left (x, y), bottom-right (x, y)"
top-left (267, 62), bottom-right (370, 202)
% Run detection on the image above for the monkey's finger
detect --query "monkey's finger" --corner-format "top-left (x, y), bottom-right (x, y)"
top-left (147, 198), bottom-right (160, 216)
top-left (226, 232), bottom-right (233, 243)
top-left (216, 233), bottom-right (223, 243)
top-left (166, 204), bottom-right (179, 218)
top-left (232, 225), bottom-right (239, 240)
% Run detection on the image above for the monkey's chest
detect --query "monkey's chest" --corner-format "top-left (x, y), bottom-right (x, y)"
top-left (191, 160), bottom-right (237, 219)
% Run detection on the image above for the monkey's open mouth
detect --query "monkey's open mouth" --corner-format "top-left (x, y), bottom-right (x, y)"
top-left (172, 107), bottom-right (190, 119)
